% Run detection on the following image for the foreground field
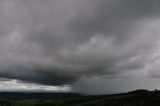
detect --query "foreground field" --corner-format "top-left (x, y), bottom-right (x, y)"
top-left (0, 90), bottom-right (160, 106)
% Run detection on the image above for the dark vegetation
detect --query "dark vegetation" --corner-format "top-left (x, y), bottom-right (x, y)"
top-left (0, 90), bottom-right (160, 106)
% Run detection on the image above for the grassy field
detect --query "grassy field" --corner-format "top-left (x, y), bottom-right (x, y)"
top-left (0, 90), bottom-right (160, 106)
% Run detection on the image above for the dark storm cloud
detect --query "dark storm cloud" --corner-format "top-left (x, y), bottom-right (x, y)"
top-left (68, 0), bottom-right (160, 42)
top-left (0, 68), bottom-right (77, 85)
top-left (0, 0), bottom-right (160, 93)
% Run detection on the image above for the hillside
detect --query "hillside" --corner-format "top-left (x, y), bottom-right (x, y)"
top-left (0, 90), bottom-right (160, 106)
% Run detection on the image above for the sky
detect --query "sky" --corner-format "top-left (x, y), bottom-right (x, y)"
top-left (1, 0), bottom-right (160, 94)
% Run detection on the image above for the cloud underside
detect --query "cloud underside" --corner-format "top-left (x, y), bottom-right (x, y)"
top-left (0, 0), bottom-right (160, 93)
top-left (0, 78), bottom-right (71, 92)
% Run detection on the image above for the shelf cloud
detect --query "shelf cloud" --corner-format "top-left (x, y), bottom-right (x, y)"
top-left (0, 0), bottom-right (160, 94)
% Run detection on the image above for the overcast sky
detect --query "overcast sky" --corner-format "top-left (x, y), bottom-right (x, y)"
top-left (1, 0), bottom-right (160, 94)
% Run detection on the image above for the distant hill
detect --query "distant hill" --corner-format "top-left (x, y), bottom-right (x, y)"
top-left (0, 92), bottom-right (82, 99)
top-left (0, 90), bottom-right (160, 106)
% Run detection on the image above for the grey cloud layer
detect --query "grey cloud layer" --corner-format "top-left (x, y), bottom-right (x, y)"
top-left (0, 0), bottom-right (160, 93)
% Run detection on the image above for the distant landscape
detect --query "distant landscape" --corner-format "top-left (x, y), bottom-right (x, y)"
top-left (0, 90), bottom-right (160, 106)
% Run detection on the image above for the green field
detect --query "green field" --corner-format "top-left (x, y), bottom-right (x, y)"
top-left (0, 90), bottom-right (160, 106)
